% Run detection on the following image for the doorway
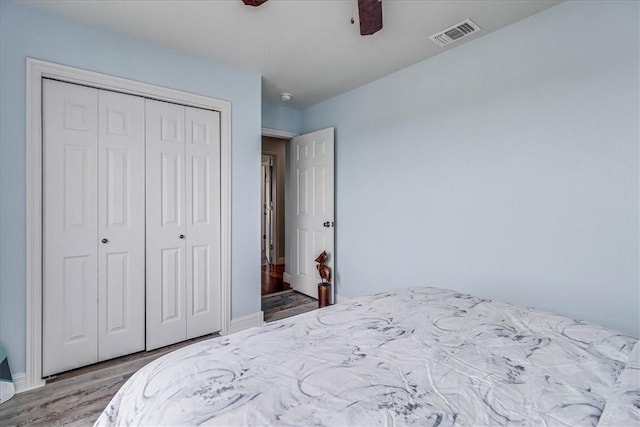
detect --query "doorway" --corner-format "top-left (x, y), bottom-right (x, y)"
top-left (260, 134), bottom-right (317, 321)
top-left (259, 127), bottom-right (335, 319)
top-left (261, 136), bottom-right (289, 295)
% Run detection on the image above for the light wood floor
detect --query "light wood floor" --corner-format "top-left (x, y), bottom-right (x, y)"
top-left (0, 291), bottom-right (317, 426)
top-left (0, 335), bottom-right (216, 426)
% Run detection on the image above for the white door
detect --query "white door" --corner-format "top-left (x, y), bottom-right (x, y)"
top-left (185, 106), bottom-right (221, 339)
top-left (42, 80), bottom-right (222, 370)
top-left (97, 90), bottom-right (146, 360)
top-left (43, 79), bottom-right (99, 376)
top-left (289, 128), bottom-right (335, 299)
top-left (146, 99), bottom-right (187, 350)
top-left (146, 101), bottom-right (221, 349)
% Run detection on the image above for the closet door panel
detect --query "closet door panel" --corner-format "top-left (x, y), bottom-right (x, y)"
top-left (43, 79), bottom-right (99, 376)
top-left (97, 90), bottom-right (146, 361)
top-left (186, 107), bottom-right (221, 338)
top-left (146, 99), bottom-right (187, 350)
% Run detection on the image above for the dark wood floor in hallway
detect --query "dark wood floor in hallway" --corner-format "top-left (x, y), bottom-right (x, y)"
top-left (261, 263), bottom-right (290, 294)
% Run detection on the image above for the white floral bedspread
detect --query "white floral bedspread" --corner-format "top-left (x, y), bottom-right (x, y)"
top-left (95, 287), bottom-right (637, 426)
top-left (597, 339), bottom-right (640, 426)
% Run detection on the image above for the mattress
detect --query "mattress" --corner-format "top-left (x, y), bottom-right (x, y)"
top-left (95, 287), bottom-right (638, 426)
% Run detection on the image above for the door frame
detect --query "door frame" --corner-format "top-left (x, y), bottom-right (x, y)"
top-left (261, 128), bottom-right (297, 273)
top-left (261, 128), bottom-right (336, 301)
top-left (262, 128), bottom-right (297, 140)
top-left (25, 58), bottom-right (232, 391)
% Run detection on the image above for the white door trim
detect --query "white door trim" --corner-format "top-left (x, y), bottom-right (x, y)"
top-left (261, 128), bottom-right (297, 139)
top-left (25, 58), bottom-right (232, 391)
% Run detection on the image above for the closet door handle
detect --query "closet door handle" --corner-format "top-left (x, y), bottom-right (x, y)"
top-left (179, 234), bottom-right (185, 239)
top-left (101, 238), bottom-right (109, 244)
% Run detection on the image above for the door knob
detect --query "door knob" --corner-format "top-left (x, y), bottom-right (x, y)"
top-left (179, 234), bottom-right (185, 239)
top-left (101, 238), bottom-right (108, 244)
top-left (323, 221), bottom-right (334, 228)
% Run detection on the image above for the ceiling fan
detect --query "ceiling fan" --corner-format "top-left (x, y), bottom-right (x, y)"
top-left (242, 0), bottom-right (383, 36)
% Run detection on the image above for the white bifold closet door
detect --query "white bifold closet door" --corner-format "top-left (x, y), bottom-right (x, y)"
top-left (43, 80), bottom-right (145, 376)
top-left (97, 90), bottom-right (146, 361)
top-left (145, 99), bottom-right (221, 351)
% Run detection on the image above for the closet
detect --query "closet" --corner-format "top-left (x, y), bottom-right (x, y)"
top-left (42, 79), bottom-right (221, 376)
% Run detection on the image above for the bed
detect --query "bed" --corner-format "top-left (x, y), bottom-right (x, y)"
top-left (95, 287), bottom-right (639, 426)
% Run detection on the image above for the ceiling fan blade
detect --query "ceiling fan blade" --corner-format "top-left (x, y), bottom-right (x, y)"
top-left (242, 0), bottom-right (267, 6)
top-left (358, 0), bottom-right (383, 36)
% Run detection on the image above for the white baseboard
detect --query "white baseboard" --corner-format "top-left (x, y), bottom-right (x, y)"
top-left (11, 372), bottom-right (47, 393)
top-left (283, 272), bottom-right (292, 283)
top-left (12, 372), bottom-right (30, 394)
top-left (12, 372), bottom-right (26, 393)
top-left (278, 257), bottom-right (285, 265)
top-left (13, 372), bottom-right (45, 394)
top-left (225, 311), bottom-right (264, 335)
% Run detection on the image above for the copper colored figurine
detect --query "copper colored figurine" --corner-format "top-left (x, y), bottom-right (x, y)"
top-left (315, 251), bottom-right (331, 284)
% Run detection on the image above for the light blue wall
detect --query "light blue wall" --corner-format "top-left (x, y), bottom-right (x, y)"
top-left (262, 102), bottom-right (302, 135)
top-left (0, 2), bottom-right (262, 373)
top-left (302, 0), bottom-right (639, 337)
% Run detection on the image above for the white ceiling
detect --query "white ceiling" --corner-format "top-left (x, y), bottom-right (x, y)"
top-left (25, 0), bottom-right (561, 109)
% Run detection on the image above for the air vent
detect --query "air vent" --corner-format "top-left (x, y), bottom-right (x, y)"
top-left (429, 19), bottom-right (481, 47)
